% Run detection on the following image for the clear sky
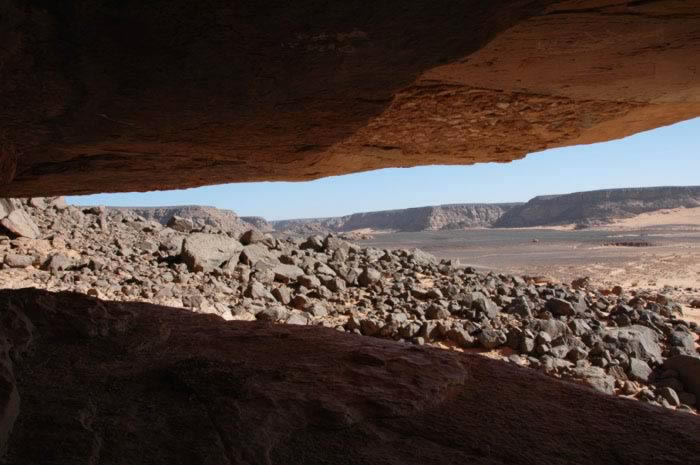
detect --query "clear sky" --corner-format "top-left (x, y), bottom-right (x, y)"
top-left (68, 117), bottom-right (700, 221)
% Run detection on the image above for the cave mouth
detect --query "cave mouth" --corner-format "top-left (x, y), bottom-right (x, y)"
top-left (2, 0), bottom-right (700, 462)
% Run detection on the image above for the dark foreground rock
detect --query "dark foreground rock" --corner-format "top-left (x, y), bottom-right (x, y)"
top-left (1, 288), bottom-right (699, 464)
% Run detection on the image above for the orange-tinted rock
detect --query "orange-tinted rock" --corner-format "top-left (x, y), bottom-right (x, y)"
top-left (1, 1), bottom-right (699, 197)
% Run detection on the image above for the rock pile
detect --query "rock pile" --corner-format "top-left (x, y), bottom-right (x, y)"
top-left (1, 198), bottom-right (698, 413)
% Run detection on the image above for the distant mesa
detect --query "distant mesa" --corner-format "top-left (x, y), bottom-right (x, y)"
top-left (107, 186), bottom-right (700, 236)
top-left (274, 186), bottom-right (700, 234)
top-left (271, 203), bottom-right (521, 235)
top-left (493, 186), bottom-right (700, 228)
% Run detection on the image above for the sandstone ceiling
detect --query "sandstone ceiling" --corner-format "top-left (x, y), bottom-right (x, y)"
top-left (1, 0), bottom-right (699, 197)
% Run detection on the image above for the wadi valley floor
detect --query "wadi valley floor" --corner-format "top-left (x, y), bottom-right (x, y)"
top-left (360, 208), bottom-right (700, 321)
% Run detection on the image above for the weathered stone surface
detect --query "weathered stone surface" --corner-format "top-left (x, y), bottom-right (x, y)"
top-left (664, 355), bottom-right (700, 398)
top-left (240, 244), bottom-right (279, 268)
top-left (273, 264), bottom-right (304, 283)
top-left (0, 200), bottom-right (14, 220)
top-left (574, 366), bottom-right (616, 395)
top-left (3, 289), bottom-right (698, 464)
top-left (2, 1), bottom-right (699, 197)
top-left (2, 254), bottom-right (33, 269)
top-left (628, 357), bottom-right (653, 383)
top-left (605, 325), bottom-right (663, 364)
top-left (180, 233), bottom-right (242, 272)
top-left (0, 210), bottom-right (40, 239)
top-left (166, 215), bottom-right (194, 233)
top-left (239, 229), bottom-right (265, 245)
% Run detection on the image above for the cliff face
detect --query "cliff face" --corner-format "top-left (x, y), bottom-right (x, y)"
top-left (101, 186), bottom-right (700, 235)
top-left (495, 186), bottom-right (700, 227)
top-left (273, 203), bottom-right (521, 233)
top-left (274, 186), bottom-right (700, 233)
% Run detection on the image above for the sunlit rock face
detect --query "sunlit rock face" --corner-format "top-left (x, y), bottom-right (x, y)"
top-left (1, 0), bottom-right (699, 197)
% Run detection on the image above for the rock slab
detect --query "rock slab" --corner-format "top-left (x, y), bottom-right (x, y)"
top-left (1, 288), bottom-right (699, 464)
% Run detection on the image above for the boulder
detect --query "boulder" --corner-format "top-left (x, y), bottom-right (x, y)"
top-left (0, 199), bottom-right (16, 218)
top-left (27, 197), bottom-right (46, 209)
top-left (668, 329), bottom-right (696, 354)
top-left (298, 274), bottom-right (321, 289)
top-left (239, 244), bottom-right (279, 267)
top-left (272, 264), bottom-right (304, 283)
top-left (49, 197), bottom-right (68, 210)
top-left (3, 254), bottom-right (34, 268)
top-left (574, 366), bottom-right (616, 395)
top-left (244, 281), bottom-right (274, 301)
top-left (425, 304), bottom-right (450, 320)
top-left (285, 312), bottom-right (311, 326)
top-left (323, 235), bottom-right (350, 252)
top-left (304, 302), bottom-right (328, 318)
top-left (240, 229), bottom-right (265, 245)
top-left (358, 268), bottom-right (381, 287)
top-left (42, 253), bottom-right (72, 272)
top-left (271, 287), bottom-right (291, 305)
top-left (167, 215), bottom-right (194, 233)
top-left (256, 306), bottom-right (290, 322)
top-left (628, 358), bottom-right (653, 383)
top-left (533, 319), bottom-right (569, 340)
top-left (410, 249), bottom-right (437, 266)
top-left (471, 292), bottom-right (499, 319)
top-left (1, 209), bottom-right (40, 239)
top-left (478, 328), bottom-right (506, 350)
top-left (605, 325), bottom-right (663, 364)
top-left (180, 233), bottom-right (242, 271)
top-left (546, 298), bottom-right (577, 317)
top-left (446, 328), bottom-right (475, 348)
top-left (657, 387), bottom-right (681, 407)
top-left (663, 355), bottom-right (700, 398)
top-left (300, 236), bottom-right (324, 252)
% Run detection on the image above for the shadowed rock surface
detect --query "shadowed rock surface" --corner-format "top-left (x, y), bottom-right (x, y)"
top-left (1, 288), bottom-right (699, 464)
top-left (2, 1), bottom-right (699, 196)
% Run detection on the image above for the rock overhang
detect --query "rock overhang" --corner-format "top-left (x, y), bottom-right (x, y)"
top-left (0, 0), bottom-right (699, 197)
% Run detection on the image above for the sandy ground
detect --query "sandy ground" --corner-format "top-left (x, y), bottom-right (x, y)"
top-left (606, 206), bottom-right (700, 229)
top-left (361, 207), bottom-right (700, 323)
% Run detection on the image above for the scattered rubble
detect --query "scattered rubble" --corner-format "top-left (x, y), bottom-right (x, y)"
top-left (1, 198), bottom-right (698, 414)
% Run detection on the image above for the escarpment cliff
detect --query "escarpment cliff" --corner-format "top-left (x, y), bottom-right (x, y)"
top-left (272, 186), bottom-right (700, 233)
top-left (495, 186), bottom-right (700, 228)
top-left (274, 203), bottom-right (521, 233)
top-left (104, 185), bottom-right (700, 237)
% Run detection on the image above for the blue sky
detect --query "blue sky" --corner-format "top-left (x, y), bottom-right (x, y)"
top-left (69, 117), bottom-right (700, 220)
